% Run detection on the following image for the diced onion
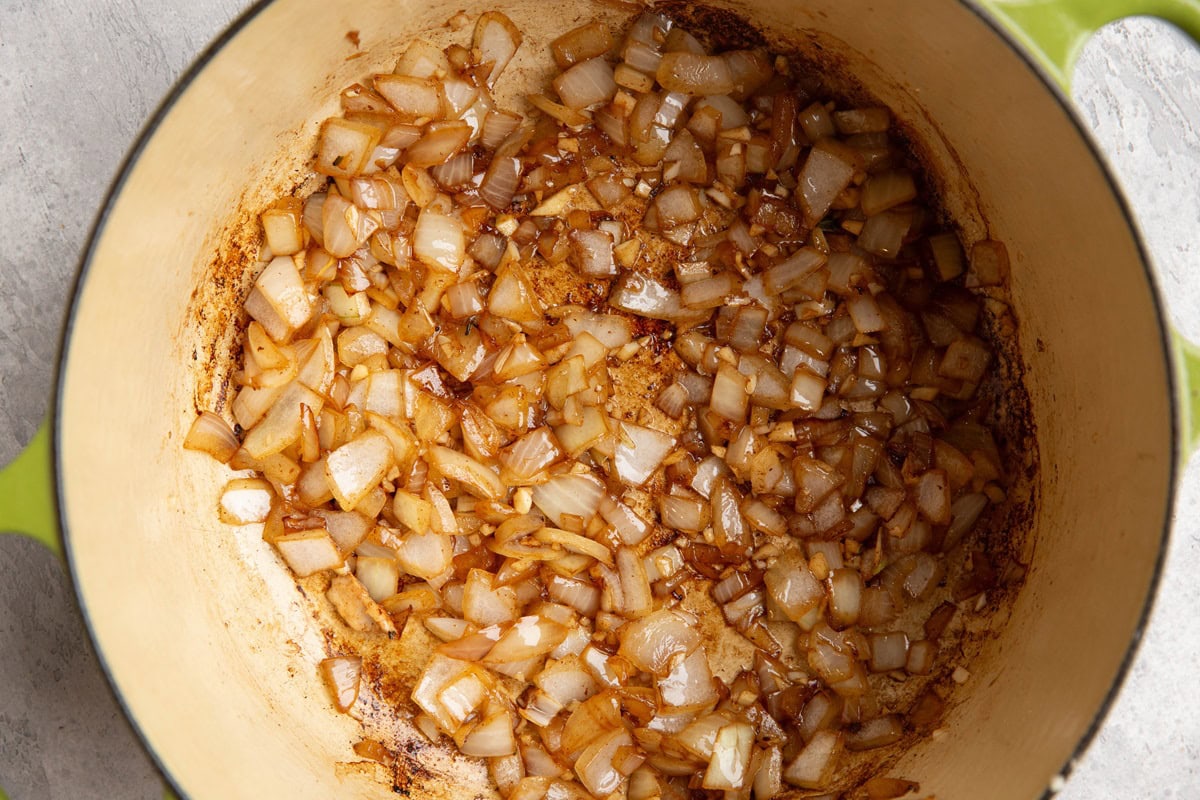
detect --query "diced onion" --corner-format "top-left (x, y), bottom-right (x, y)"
top-left (319, 656), bottom-right (362, 712)
top-left (657, 52), bottom-right (734, 95)
top-left (553, 57), bottom-right (617, 110)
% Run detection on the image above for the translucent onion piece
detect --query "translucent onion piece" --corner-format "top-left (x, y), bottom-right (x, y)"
top-left (316, 118), bottom-right (381, 177)
top-left (703, 722), bottom-right (754, 790)
top-left (551, 21), bottom-right (614, 68)
top-left (413, 208), bottom-right (466, 272)
top-left (324, 430), bottom-right (393, 511)
top-left (599, 494), bottom-right (650, 545)
top-left (765, 551), bottom-right (823, 625)
top-left (273, 529), bottom-right (342, 578)
top-left (553, 57), bottom-right (617, 110)
top-left (618, 609), bottom-right (701, 675)
top-left (614, 422), bottom-right (676, 486)
top-left (658, 648), bottom-right (717, 709)
top-left (246, 256), bottom-right (314, 342)
top-left (575, 729), bottom-right (634, 796)
top-left (461, 709), bottom-right (518, 757)
top-left (531, 472), bottom-right (605, 528)
top-left (474, 11), bottom-right (523, 86)
top-left (484, 616), bottom-right (569, 663)
top-left (427, 445), bottom-right (505, 500)
top-left (320, 656), bottom-right (362, 712)
top-left (562, 309), bottom-right (633, 350)
top-left (374, 74), bottom-right (442, 120)
top-left (797, 147), bottom-right (855, 224)
top-left (185, 412), bottom-right (240, 463)
top-left (480, 155), bottom-right (522, 209)
top-left (547, 575), bottom-right (601, 616)
top-left (657, 52), bottom-right (735, 95)
top-left (784, 729), bottom-right (843, 789)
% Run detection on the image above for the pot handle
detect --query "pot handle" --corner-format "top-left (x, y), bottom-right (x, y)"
top-left (0, 420), bottom-right (61, 557)
top-left (978, 0), bottom-right (1200, 90)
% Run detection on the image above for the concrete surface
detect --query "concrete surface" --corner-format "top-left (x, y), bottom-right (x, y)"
top-left (0, 2), bottom-right (1198, 798)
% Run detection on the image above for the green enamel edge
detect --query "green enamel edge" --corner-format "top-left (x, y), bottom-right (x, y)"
top-left (0, 783), bottom-right (8, 800)
top-left (978, 0), bottom-right (1200, 91)
top-left (164, 786), bottom-right (179, 800)
top-left (0, 420), bottom-right (61, 558)
top-left (982, 0), bottom-right (1200, 461)
top-left (1175, 332), bottom-right (1200, 459)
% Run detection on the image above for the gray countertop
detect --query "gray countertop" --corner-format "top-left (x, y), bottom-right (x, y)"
top-left (2, 3), bottom-right (1199, 798)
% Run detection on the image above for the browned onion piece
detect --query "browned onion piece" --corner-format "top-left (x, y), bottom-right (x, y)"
top-left (656, 51), bottom-right (735, 95)
top-left (617, 609), bottom-right (701, 675)
top-left (184, 411), bottom-right (240, 463)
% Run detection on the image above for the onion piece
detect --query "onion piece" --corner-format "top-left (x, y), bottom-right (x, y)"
top-left (406, 121), bottom-right (472, 168)
top-left (463, 569), bottom-right (520, 626)
top-left (660, 494), bottom-right (708, 533)
top-left (657, 647), bottom-right (717, 710)
top-left (552, 22), bottom-right (614, 68)
top-left (413, 207), bottom-right (466, 273)
top-left (710, 363), bottom-right (749, 422)
top-left (657, 52), bottom-right (735, 95)
top-left (575, 729), bottom-right (634, 796)
top-left (461, 709), bottom-right (518, 757)
top-left (703, 722), bottom-right (754, 790)
top-left (784, 729), bottom-right (843, 789)
top-left (828, 568), bottom-right (864, 628)
top-left (614, 422), bottom-right (676, 486)
top-left (654, 184), bottom-right (702, 227)
top-left (316, 118), bottom-right (382, 177)
top-left (427, 445), bottom-right (505, 500)
top-left (245, 256), bottom-right (314, 342)
top-left (412, 654), bottom-right (474, 733)
top-left (797, 147), bottom-right (855, 225)
top-left (616, 546), bottom-right (653, 618)
top-left (480, 155), bottom-right (522, 209)
top-left (553, 57), bottom-right (617, 110)
top-left (484, 616), bottom-right (569, 664)
top-left (374, 74), bottom-right (442, 120)
top-left (534, 527), bottom-right (613, 566)
top-left (323, 430), bottom-right (392, 511)
top-left (562, 309), bottom-right (633, 350)
top-left (845, 715), bottom-right (904, 751)
top-left (185, 412), bottom-right (240, 463)
top-left (500, 427), bottom-right (565, 483)
top-left (319, 656), bottom-right (362, 712)
top-left (617, 609), bottom-right (701, 675)
top-left (568, 229), bottom-right (618, 278)
top-left (273, 529), bottom-right (342, 578)
top-left (547, 574), bottom-right (601, 616)
top-left (765, 550), bottom-right (823, 626)
top-left (753, 746), bottom-right (784, 799)
top-left (532, 472), bottom-right (605, 528)
top-left (599, 494), bottom-right (650, 546)
top-left (218, 478), bottom-right (274, 525)
top-left (474, 11), bottom-right (523, 86)
top-left (395, 529), bottom-right (453, 580)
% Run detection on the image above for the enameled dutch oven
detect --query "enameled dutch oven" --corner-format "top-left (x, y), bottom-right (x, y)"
top-left (3, 0), bottom-right (1200, 797)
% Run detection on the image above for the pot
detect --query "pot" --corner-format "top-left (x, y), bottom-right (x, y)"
top-left (2, 0), bottom-right (1200, 797)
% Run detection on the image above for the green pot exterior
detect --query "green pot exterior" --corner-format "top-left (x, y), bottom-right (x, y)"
top-left (979, 0), bottom-right (1200, 456)
top-left (979, 0), bottom-right (1200, 90)
top-left (0, 421), bottom-right (59, 556)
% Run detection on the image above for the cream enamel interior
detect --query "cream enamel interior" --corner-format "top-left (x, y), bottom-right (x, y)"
top-left (58, 1), bottom-right (1174, 798)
